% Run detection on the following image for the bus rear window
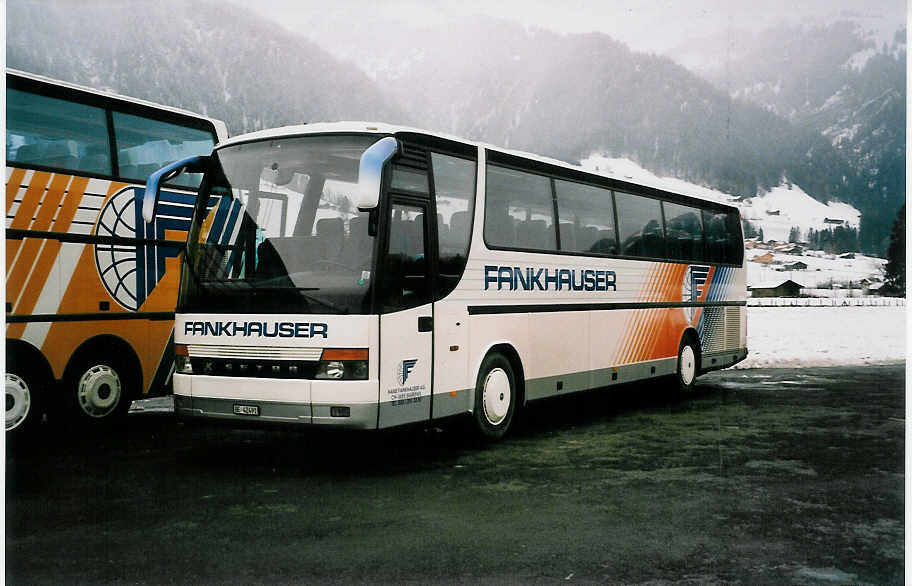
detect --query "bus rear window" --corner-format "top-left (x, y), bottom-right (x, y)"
top-left (6, 88), bottom-right (112, 175)
top-left (703, 210), bottom-right (743, 265)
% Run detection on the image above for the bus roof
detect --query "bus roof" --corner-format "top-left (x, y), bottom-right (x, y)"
top-left (217, 121), bottom-right (740, 210)
top-left (7, 68), bottom-right (229, 141)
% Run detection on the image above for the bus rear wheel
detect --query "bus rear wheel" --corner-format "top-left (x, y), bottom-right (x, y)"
top-left (5, 368), bottom-right (42, 436)
top-left (65, 357), bottom-right (134, 425)
top-left (675, 336), bottom-right (701, 393)
top-left (472, 353), bottom-right (517, 440)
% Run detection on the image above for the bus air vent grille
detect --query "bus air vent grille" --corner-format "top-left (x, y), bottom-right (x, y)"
top-left (186, 344), bottom-right (323, 361)
top-left (396, 143), bottom-right (429, 171)
top-left (724, 306), bottom-right (741, 349)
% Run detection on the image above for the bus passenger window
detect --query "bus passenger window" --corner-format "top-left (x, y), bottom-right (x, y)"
top-left (112, 111), bottom-right (215, 188)
top-left (554, 179), bottom-right (617, 254)
top-left (485, 165), bottom-right (554, 251)
top-left (432, 153), bottom-right (476, 280)
top-left (6, 88), bottom-right (112, 175)
top-left (664, 202), bottom-right (704, 261)
top-left (702, 210), bottom-right (743, 265)
top-left (615, 192), bottom-right (665, 258)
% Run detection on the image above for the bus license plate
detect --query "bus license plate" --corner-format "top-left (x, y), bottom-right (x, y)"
top-left (233, 404), bottom-right (260, 416)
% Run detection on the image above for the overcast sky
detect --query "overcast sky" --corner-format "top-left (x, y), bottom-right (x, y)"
top-left (233, 0), bottom-right (906, 55)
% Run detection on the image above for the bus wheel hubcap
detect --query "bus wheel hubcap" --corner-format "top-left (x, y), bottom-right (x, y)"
top-left (5, 374), bottom-right (31, 431)
top-left (680, 346), bottom-right (696, 386)
top-left (482, 368), bottom-right (511, 425)
top-left (77, 365), bottom-right (122, 418)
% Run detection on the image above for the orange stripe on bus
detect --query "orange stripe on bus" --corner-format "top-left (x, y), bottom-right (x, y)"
top-left (5, 167), bottom-right (26, 214)
top-left (32, 174), bottom-right (71, 230)
top-left (637, 310), bottom-right (657, 362)
top-left (7, 174), bottom-right (72, 311)
top-left (53, 176), bottom-right (90, 233)
top-left (14, 240), bottom-right (61, 316)
top-left (9, 171), bottom-right (51, 230)
top-left (6, 171), bottom-right (52, 272)
top-left (638, 309), bottom-right (659, 361)
top-left (625, 311), bottom-right (647, 364)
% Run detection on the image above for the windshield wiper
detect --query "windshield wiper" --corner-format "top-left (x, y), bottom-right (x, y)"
top-left (246, 283), bottom-right (349, 314)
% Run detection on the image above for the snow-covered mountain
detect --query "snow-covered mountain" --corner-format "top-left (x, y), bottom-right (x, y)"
top-left (5, 0), bottom-right (903, 255)
top-left (580, 155), bottom-right (860, 241)
top-left (302, 15), bottom-right (898, 254)
top-left (6, 0), bottom-right (407, 135)
top-left (695, 21), bottom-right (906, 254)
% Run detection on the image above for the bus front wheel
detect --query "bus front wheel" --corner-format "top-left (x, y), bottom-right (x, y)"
top-left (472, 353), bottom-right (517, 440)
top-left (676, 336), bottom-right (701, 393)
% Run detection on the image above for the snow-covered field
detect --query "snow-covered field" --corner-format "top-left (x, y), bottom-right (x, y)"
top-left (746, 247), bottom-right (885, 289)
top-left (735, 305), bottom-right (906, 369)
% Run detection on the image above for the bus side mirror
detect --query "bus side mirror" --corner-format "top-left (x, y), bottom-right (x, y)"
top-left (142, 155), bottom-right (210, 223)
top-left (356, 136), bottom-right (398, 211)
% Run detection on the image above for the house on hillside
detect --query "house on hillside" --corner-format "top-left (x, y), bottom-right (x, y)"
top-left (751, 252), bottom-right (774, 264)
top-left (774, 244), bottom-right (804, 255)
top-left (839, 252), bottom-right (856, 259)
top-left (748, 279), bottom-right (804, 298)
top-left (865, 282), bottom-right (885, 295)
top-left (783, 261), bottom-right (808, 270)
top-left (824, 217), bottom-right (845, 225)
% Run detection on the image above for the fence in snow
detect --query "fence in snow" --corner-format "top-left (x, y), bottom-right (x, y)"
top-left (747, 297), bottom-right (906, 307)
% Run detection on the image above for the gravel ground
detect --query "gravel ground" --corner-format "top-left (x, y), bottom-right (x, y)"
top-left (7, 364), bottom-right (904, 584)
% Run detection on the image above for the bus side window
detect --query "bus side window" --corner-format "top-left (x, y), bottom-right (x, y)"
top-left (554, 179), bottom-right (617, 254)
top-left (485, 164), bottom-right (554, 250)
top-left (432, 152), bottom-right (476, 297)
top-left (664, 201), bottom-right (704, 262)
top-left (112, 111), bottom-right (215, 188)
top-left (615, 191), bottom-right (666, 258)
top-left (702, 209), bottom-right (741, 264)
top-left (6, 88), bottom-right (112, 175)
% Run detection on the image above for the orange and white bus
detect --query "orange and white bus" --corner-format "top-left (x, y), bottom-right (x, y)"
top-left (145, 122), bottom-right (746, 439)
top-left (5, 69), bottom-right (228, 434)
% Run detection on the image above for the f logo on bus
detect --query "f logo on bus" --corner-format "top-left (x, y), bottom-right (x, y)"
top-left (93, 187), bottom-right (236, 311)
top-left (398, 359), bottom-right (418, 385)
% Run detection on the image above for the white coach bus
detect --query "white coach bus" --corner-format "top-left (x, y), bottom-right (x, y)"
top-left (144, 123), bottom-right (746, 439)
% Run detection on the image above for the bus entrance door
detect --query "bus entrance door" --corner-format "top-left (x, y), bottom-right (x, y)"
top-left (377, 201), bottom-right (433, 428)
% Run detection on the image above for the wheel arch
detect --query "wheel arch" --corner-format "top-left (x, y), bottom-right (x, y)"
top-left (471, 341), bottom-right (526, 409)
top-left (6, 339), bottom-right (54, 386)
top-left (63, 334), bottom-right (144, 396)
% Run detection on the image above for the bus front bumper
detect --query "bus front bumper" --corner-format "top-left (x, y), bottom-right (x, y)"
top-left (173, 374), bottom-right (379, 429)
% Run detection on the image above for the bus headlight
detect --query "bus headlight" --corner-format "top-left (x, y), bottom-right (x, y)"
top-left (175, 344), bottom-right (193, 374)
top-left (315, 349), bottom-right (368, 380)
top-left (317, 361), bottom-right (345, 379)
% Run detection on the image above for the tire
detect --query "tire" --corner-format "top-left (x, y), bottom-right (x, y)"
top-left (675, 336), bottom-right (701, 394)
top-left (5, 366), bottom-right (43, 436)
top-left (472, 352), bottom-right (517, 440)
top-left (66, 356), bottom-right (134, 425)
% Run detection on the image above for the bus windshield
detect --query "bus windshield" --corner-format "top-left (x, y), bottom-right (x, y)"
top-left (181, 134), bottom-right (382, 315)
